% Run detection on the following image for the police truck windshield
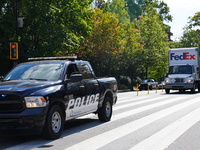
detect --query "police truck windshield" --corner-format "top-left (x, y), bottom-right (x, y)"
top-left (168, 65), bottom-right (193, 74)
top-left (4, 63), bottom-right (64, 81)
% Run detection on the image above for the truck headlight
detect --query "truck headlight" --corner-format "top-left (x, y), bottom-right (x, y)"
top-left (165, 78), bottom-right (171, 83)
top-left (187, 78), bottom-right (194, 83)
top-left (25, 96), bottom-right (47, 108)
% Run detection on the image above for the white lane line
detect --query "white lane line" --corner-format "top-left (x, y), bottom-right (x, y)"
top-left (117, 95), bottom-right (151, 104)
top-left (113, 96), bottom-right (183, 120)
top-left (64, 97), bottom-right (200, 150)
top-left (130, 106), bottom-right (200, 150)
top-left (78, 96), bottom-right (183, 120)
top-left (7, 96), bottom-right (178, 150)
top-left (115, 96), bottom-right (168, 111)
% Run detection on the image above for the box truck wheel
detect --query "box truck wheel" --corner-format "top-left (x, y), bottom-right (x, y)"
top-left (165, 89), bottom-right (170, 94)
top-left (198, 84), bottom-right (200, 92)
top-left (190, 85), bottom-right (195, 93)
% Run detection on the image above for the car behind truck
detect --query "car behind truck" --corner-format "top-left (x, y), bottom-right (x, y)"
top-left (0, 57), bottom-right (117, 139)
top-left (165, 47), bottom-right (200, 93)
top-left (139, 79), bottom-right (158, 91)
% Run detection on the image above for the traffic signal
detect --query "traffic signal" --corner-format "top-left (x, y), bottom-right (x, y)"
top-left (10, 42), bottom-right (18, 60)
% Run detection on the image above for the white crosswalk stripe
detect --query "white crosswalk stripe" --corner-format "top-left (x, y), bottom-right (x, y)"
top-left (64, 96), bottom-right (200, 150)
top-left (130, 105), bottom-right (200, 150)
top-left (4, 91), bottom-right (200, 150)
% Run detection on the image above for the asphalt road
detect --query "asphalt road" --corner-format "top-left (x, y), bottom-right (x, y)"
top-left (1, 90), bottom-right (200, 150)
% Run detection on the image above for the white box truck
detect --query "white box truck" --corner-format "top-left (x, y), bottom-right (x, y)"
top-left (165, 47), bottom-right (200, 94)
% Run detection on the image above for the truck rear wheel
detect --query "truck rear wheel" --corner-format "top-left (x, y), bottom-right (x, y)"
top-left (42, 105), bottom-right (64, 140)
top-left (98, 97), bottom-right (112, 122)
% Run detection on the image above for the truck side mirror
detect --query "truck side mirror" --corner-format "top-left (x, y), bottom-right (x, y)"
top-left (0, 76), bottom-right (4, 82)
top-left (164, 73), bottom-right (168, 77)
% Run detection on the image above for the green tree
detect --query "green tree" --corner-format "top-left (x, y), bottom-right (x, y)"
top-left (189, 12), bottom-right (200, 27)
top-left (94, 0), bottom-right (105, 9)
top-left (78, 7), bottom-right (144, 90)
top-left (107, 0), bottom-right (130, 24)
top-left (180, 12), bottom-right (200, 48)
top-left (77, 8), bottom-right (122, 76)
top-left (0, 0), bottom-right (93, 74)
top-left (135, 4), bottom-right (169, 81)
top-left (125, 0), bottom-right (172, 22)
top-left (125, 0), bottom-right (145, 21)
top-left (0, 0), bottom-right (18, 75)
top-left (116, 23), bottom-right (144, 89)
top-left (19, 0), bottom-right (93, 59)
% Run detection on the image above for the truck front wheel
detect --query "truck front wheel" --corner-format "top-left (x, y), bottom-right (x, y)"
top-left (42, 105), bottom-right (64, 140)
top-left (98, 97), bottom-right (112, 122)
top-left (165, 89), bottom-right (170, 94)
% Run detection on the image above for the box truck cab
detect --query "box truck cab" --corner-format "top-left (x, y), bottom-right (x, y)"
top-left (165, 47), bottom-right (200, 94)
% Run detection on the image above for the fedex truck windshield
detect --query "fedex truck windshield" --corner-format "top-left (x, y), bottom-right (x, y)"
top-left (169, 65), bottom-right (193, 74)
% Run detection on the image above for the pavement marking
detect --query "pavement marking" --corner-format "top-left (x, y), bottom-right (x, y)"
top-left (130, 105), bottom-right (200, 150)
top-left (78, 96), bottom-right (183, 120)
top-left (78, 95), bottom-right (177, 119)
top-left (117, 95), bottom-right (151, 104)
top-left (115, 96), bottom-right (170, 110)
top-left (113, 96), bottom-right (184, 120)
top-left (64, 97), bottom-right (200, 150)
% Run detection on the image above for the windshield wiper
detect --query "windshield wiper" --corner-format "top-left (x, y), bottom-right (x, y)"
top-left (2, 79), bottom-right (12, 81)
top-left (25, 78), bottom-right (48, 81)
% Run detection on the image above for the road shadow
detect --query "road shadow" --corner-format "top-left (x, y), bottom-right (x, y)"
top-left (0, 115), bottom-right (104, 149)
top-left (161, 90), bottom-right (200, 95)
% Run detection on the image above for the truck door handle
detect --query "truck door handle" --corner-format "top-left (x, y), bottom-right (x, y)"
top-left (79, 85), bottom-right (85, 88)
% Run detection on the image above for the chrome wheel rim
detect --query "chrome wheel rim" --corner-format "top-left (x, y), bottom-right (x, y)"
top-left (106, 101), bottom-right (111, 117)
top-left (52, 111), bottom-right (61, 133)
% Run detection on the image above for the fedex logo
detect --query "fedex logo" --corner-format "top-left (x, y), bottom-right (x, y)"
top-left (170, 52), bottom-right (195, 60)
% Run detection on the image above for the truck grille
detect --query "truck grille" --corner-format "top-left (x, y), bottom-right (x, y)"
top-left (0, 94), bottom-right (24, 113)
top-left (174, 78), bottom-right (184, 83)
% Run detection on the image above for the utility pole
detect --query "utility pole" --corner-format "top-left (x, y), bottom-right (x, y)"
top-left (10, 0), bottom-right (21, 67)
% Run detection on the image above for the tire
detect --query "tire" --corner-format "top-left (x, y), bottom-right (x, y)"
top-left (198, 84), bottom-right (200, 92)
top-left (165, 89), bottom-right (170, 94)
top-left (190, 84), bottom-right (195, 93)
top-left (191, 88), bottom-right (195, 93)
top-left (98, 97), bottom-right (113, 122)
top-left (42, 105), bottom-right (64, 140)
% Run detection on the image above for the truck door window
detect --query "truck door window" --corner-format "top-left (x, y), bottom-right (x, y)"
top-left (78, 63), bottom-right (94, 79)
top-left (66, 64), bottom-right (79, 79)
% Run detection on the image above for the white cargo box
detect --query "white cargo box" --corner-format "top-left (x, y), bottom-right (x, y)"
top-left (169, 47), bottom-right (200, 66)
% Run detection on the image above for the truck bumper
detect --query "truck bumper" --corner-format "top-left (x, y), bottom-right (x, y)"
top-left (0, 107), bottom-right (47, 136)
top-left (165, 83), bottom-right (194, 90)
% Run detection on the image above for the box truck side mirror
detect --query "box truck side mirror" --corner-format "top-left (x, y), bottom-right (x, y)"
top-left (164, 72), bottom-right (168, 77)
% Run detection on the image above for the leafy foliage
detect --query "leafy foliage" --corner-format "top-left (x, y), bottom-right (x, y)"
top-left (135, 3), bottom-right (169, 81)
top-left (1, 0), bottom-right (174, 89)
top-left (0, 0), bottom-right (93, 74)
top-left (77, 8), bottom-right (123, 76)
top-left (179, 12), bottom-right (200, 48)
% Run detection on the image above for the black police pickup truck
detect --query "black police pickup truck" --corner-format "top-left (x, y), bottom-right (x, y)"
top-left (0, 57), bottom-right (117, 139)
